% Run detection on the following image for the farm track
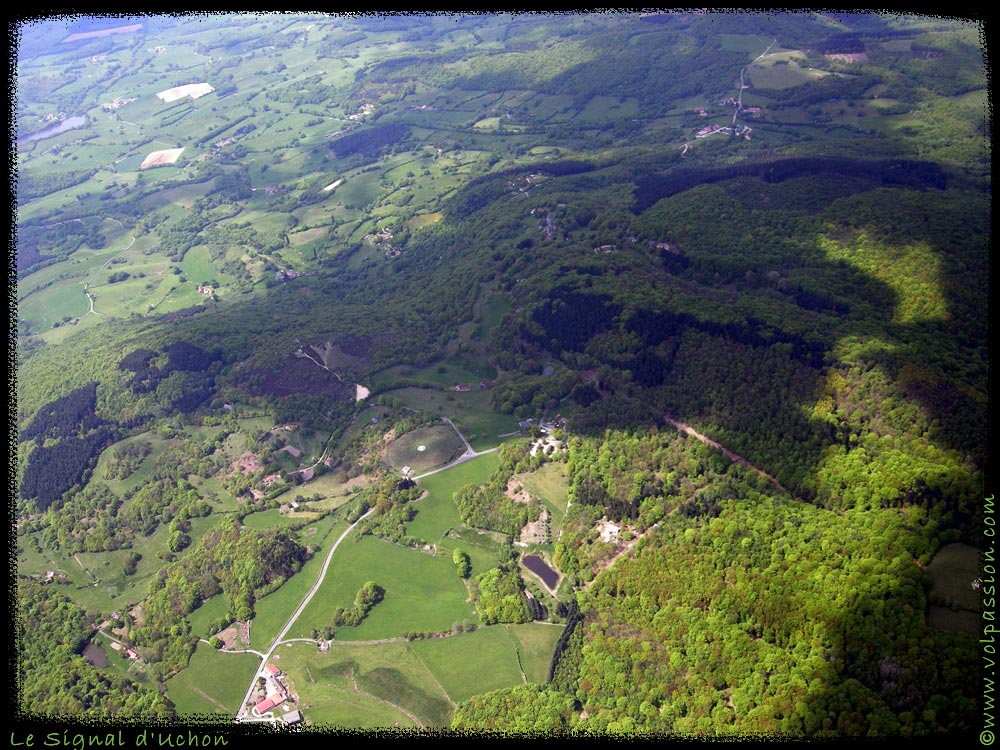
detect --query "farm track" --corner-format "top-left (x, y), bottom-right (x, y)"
top-left (661, 412), bottom-right (791, 496)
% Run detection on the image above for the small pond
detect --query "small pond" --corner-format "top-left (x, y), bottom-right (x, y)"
top-left (522, 554), bottom-right (559, 589)
top-left (81, 639), bottom-right (108, 667)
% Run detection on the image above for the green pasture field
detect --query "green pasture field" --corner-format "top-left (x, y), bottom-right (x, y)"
top-left (287, 534), bottom-right (476, 642)
top-left (241, 508), bottom-right (307, 530)
top-left (577, 96), bottom-right (639, 123)
top-left (430, 89), bottom-right (495, 110)
top-left (439, 526), bottom-right (506, 581)
top-left (181, 245), bottom-right (223, 286)
top-left (515, 461), bottom-right (569, 523)
top-left (748, 58), bottom-right (829, 89)
top-left (330, 170), bottom-right (384, 211)
top-left (144, 179), bottom-right (216, 210)
top-left (292, 202), bottom-right (340, 228)
top-left (346, 240), bottom-right (385, 270)
top-left (248, 514), bottom-right (347, 650)
top-left (386, 423), bottom-right (466, 475)
top-left (474, 116), bottom-right (502, 131)
top-left (188, 591), bottom-right (230, 638)
top-left (93, 432), bottom-right (173, 497)
top-left (288, 226), bottom-right (328, 246)
top-left (521, 93), bottom-right (576, 122)
top-left (275, 641), bottom-right (430, 729)
top-left (166, 642), bottom-right (260, 717)
top-left (144, 46), bottom-right (209, 71)
top-left (18, 275), bottom-right (90, 331)
top-left (407, 453), bottom-right (500, 548)
top-left (503, 622), bottom-right (565, 684)
top-left (278, 424), bottom-right (331, 458)
top-left (372, 353), bottom-right (497, 391)
top-left (377, 387), bottom-right (518, 450)
top-left (409, 625), bottom-right (526, 704)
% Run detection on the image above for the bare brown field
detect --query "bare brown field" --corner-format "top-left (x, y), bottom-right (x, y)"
top-left (140, 147), bottom-right (185, 170)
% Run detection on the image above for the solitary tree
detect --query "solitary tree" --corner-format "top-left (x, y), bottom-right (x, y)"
top-left (453, 548), bottom-right (472, 578)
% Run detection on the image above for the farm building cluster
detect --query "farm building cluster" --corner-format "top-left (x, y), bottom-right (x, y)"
top-left (251, 662), bottom-right (303, 724)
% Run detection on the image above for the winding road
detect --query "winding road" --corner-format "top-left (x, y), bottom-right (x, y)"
top-left (235, 503), bottom-right (376, 721)
top-left (233, 416), bottom-right (490, 722)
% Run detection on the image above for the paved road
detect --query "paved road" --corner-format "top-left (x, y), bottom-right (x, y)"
top-left (233, 416), bottom-right (497, 720)
top-left (235, 504), bottom-right (376, 720)
top-left (415, 418), bottom-right (497, 480)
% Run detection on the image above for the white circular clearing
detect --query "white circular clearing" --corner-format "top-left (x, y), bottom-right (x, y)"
top-left (417, 445), bottom-right (426, 452)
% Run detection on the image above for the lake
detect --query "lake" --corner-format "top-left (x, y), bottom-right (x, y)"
top-left (19, 115), bottom-right (87, 144)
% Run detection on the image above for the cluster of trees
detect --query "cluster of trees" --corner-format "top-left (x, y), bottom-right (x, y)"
top-left (330, 123), bottom-right (410, 159)
top-left (16, 168), bottom-right (97, 207)
top-left (455, 442), bottom-right (542, 538)
top-left (631, 157), bottom-right (948, 214)
top-left (18, 578), bottom-right (176, 718)
top-left (135, 516), bottom-right (308, 679)
top-left (332, 581), bottom-right (385, 627)
top-left (472, 566), bottom-right (530, 625)
top-left (18, 218), bottom-right (107, 278)
top-left (18, 382), bottom-right (121, 512)
top-left (355, 477), bottom-right (426, 548)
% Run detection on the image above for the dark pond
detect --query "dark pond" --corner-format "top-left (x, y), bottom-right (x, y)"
top-left (81, 639), bottom-right (108, 667)
top-left (522, 554), bottom-right (559, 589)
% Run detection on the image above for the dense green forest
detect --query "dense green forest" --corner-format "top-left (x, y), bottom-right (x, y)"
top-left (13, 10), bottom-right (988, 739)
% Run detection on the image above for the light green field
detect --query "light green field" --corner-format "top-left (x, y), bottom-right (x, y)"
top-left (516, 461), bottom-right (569, 523)
top-left (275, 641), bottom-right (440, 729)
top-left (577, 96), bottom-right (639, 123)
top-left (166, 641), bottom-right (260, 717)
top-left (407, 453), bottom-right (500, 548)
top-left (503, 622), bottom-right (565, 684)
top-left (748, 57), bottom-right (830, 89)
top-left (288, 226), bottom-right (328, 246)
top-left (376, 387), bottom-right (517, 451)
top-left (409, 625), bottom-right (526, 704)
top-left (188, 592), bottom-right (230, 638)
top-left (473, 116), bottom-right (502, 131)
top-left (92, 432), bottom-right (173, 497)
top-left (180, 245), bottom-right (219, 285)
top-left (287, 534), bottom-right (476, 642)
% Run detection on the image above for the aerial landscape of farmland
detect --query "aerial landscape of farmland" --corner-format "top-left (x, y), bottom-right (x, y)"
top-left (12, 10), bottom-right (989, 741)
